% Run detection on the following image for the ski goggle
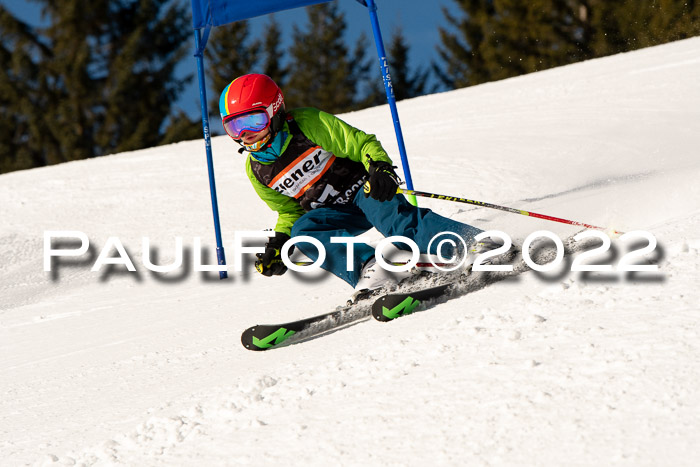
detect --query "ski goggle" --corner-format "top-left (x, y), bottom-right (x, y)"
top-left (222, 110), bottom-right (270, 139)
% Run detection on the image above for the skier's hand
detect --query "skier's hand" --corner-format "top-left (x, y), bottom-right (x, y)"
top-left (255, 232), bottom-right (292, 277)
top-left (363, 159), bottom-right (401, 202)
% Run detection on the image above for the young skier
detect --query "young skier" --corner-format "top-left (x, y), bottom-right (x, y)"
top-left (219, 73), bottom-right (487, 293)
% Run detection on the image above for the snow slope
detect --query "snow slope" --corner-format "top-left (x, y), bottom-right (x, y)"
top-left (1, 37), bottom-right (700, 466)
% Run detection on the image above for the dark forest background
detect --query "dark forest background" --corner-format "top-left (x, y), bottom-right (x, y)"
top-left (1, 0), bottom-right (698, 173)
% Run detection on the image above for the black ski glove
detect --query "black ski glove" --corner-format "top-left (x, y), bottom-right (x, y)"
top-left (255, 232), bottom-right (293, 277)
top-left (363, 158), bottom-right (401, 202)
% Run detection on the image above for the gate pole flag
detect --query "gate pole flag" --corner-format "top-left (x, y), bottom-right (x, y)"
top-left (190, 0), bottom-right (418, 278)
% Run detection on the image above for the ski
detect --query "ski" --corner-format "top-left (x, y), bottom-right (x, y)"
top-left (241, 299), bottom-right (373, 351)
top-left (371, 230), bottom-right (592, 322)
top-left (240, 311), bottom-right (335, 351)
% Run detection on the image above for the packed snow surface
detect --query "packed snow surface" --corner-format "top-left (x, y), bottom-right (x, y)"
top-left (2, 38), bottom-right (700, 466)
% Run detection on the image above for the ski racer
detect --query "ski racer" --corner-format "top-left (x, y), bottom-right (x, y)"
top-left (219, 73), bottom-right (487, 293)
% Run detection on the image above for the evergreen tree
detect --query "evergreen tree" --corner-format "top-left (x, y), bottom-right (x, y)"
top-left (352, 32), bottom-right (385, 109)
top-left (258, 16), bottom-right (288, 86)
top-left (435, 0), bottom-right (699, 90)
top-left (387, 27), bottom-right (431, 100)
top-left (591, 0), bottom-right (700, 56)
top-left (436, 0), bottom-right (594, 89)
top-left (0, 6), bottom-right (52, 172)
top-left (285, 2), bottom-right (371, 113)
top-left (34, 0), bottom-right (102, 163)
top-left (362, 27), bottom-right (431, 108)
top-left (91, 0), bottom-right (193, 153)
top-left (205, 20), bottom-right (261, 116)
top-left (160, 109), bottom-right (204, 145)
top-left (1, 0), bottom-right (192, 174)
top-left (434, 0), bottom-right (495, 89)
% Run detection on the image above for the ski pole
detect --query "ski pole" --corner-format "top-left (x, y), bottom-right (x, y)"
top-left (398, 188), bottom-right (622, 234)
top-left (291, 260), bottom-right (454, 268)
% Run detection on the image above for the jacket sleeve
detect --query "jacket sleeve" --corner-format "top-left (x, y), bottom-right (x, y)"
top-left (292, 107), bottom-right (393, 171)
top-left (245, 157), bottom-right (306, 236)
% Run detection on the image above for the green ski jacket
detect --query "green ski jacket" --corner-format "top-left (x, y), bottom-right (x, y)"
top-left (245, 107), bottom-right (393, 235)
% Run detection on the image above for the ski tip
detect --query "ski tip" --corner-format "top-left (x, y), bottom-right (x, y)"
top-left (371, 294), bottom-right (423, 322)
top-left (370, 296), bottom-right (394, 322)
top-left (241, 325), bottom-right (297, 351)
top-left (241, 326), bottom-right (272, 351)
top-left (241, 326), bottom-right (263, 351)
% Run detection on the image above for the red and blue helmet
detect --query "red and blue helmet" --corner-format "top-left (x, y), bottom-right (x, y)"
top-left (219, 74), bottom-right (285, 141)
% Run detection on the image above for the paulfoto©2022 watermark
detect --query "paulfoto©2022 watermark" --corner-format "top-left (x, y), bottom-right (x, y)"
top-left (43, 229), bottom-right (660, 277)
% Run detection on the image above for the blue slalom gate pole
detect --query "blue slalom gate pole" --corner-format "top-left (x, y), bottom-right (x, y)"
top-left (362, 0), bottom-right (418, 205)
top-left (194, 28), bottom-right (227, 279)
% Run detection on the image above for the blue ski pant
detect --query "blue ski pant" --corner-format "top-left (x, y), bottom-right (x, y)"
top-left (290, 191), bottom-right (482, 287)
